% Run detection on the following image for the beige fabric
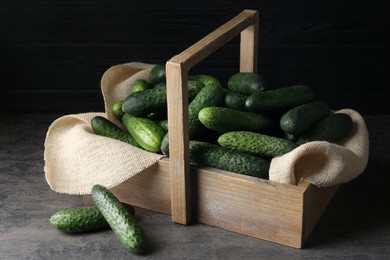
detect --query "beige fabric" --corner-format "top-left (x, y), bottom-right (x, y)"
top-left (44, 62), bottom-right (164, 195)
top-left (269, 109), bottom-right (369, 187)
top-left (44, 61), bottom-right (369, 195)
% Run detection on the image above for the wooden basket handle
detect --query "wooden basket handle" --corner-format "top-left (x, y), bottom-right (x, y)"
top-left (166, 9), bottom-right (259, 224)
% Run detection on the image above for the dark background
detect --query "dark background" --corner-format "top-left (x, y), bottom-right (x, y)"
top-left (1, 0), bottom-right (389, 114)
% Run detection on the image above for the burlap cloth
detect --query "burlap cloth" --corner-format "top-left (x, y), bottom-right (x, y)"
top-left (43, 62), bottom-right (369, 195)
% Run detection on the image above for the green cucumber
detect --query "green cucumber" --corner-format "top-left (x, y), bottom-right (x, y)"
top-left (161, 83), bottom-right (224, 156)
top-left (49, 204), bottom-right (135, 233)
top-left (228, 72), bottom-right (267, 95)
top-left (91, 184), bottom-right (145, 254)
top-left (198, 106), bottom-right (277, 134)
top-left (149, 64), bottom-right (166, 84)
top-left (224, 91), bottom-right (248, 111)
top-left (189, 74), bottom-right (221, 88)
top-left (296, 113), bottom-right (353, 145)
top-left (280, 100), bottom-right (331, 135)
top-left (112, 100), bottom-right (124, 119)
top-left (122, 87), bottom-right (167, 117)
top-left (189, 141), bottom-right (269, 178)
top-left (130, 79), bottom-right (152, 94)
top-left (218, 131), bottom-right (298, 158)
top-left (245, 85), bottom-right (314, 113)
top-left (122, 114), bottom-right (165, 153)
top-left (122, 80), bottom-right (204, 117)
top-left (188, 83), bottom-right (225, 138)
top-left (160, 133), bottom-right (169, 155)
top-left (91, 116), bottom-right (141, 148)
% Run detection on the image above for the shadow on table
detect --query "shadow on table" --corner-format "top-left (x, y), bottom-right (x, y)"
top-left (304, 157), bottom-right (390, 248)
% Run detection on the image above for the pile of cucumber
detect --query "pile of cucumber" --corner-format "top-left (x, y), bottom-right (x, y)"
top-left (50, 65), bottom-right (354, 254)
top-left (92, 64), bottom-right (353, 179)
top-left (50, 184), bottom-right (146, 254)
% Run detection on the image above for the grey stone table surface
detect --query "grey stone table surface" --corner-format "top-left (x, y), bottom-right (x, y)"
top-left (1, 113), bottom-right (389, 260)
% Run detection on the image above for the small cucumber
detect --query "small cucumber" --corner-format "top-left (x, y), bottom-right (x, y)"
top-left (189, 74), bottom-right (221, 88)
top-left (122, 87), bottom-right (167, 117)
top-left (224, 91), bottom-right (248, 111)
top-left (246, 85), bottom-right (314, 113)
top-left (160, 133), bottom-right (169, 155)
top-left (49, 204), bottom-right (135, 233)
top-left (189, 141), bottom-right (269, 178)
top-left (92, 184), bottom-right (145, 254)
top-left (198, 106), bottom-right (277, 134)
top-left (228, 72), bottom-right (267, 95)
top-left (161, 83), bottom-right (224, 156)
top-left (149, 64), bottom-right (166, 84)
top-left (130, 79), bottom-right (152, 94)
top-left (91, 116), bottom-right (141, 148)
top-left (112, 100), bottom-right (124, 119)
top-left (122, 80), bottom-right (204, 117)
top-left (218, 131), bottom-right (298, 158)
top-left (280, 100), bottom-right (331, 135)
top-left (122, 114), bottom-right (165, 153)
top-left (296, 113), bottom-right (353, 145)
top-left (188, 83), bottom-right (225, 138)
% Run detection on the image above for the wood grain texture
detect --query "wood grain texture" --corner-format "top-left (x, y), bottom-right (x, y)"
top-left (110, 158), bottom-right (338, 248)
top-left (166, 61), bottom-right (191, 225)
top-left (166, 9), bottom-right (258, 225)
top-left (0, 1), bottom-right (388, 114)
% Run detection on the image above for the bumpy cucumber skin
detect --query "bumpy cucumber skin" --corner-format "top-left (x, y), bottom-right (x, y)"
top-left (49, 206), bottom-right (108, 233)
top-left (280, 100), bottom-right (331, 135)
top-left (122, 114), bottom-right (165, 153)
top-left (49, 205), bottom-right (136, 233)
top-left (123, 80), bottom-right (204, 117)
top-left (149, 64), bottom-right (166, 84)
top-left (224, 91), bottom-right (248, 111)
top-left (187, 80), bottom-right (206, 101)
top-left (112, 100), bottom-right (124, 119)
top-left (296, 113), bottom-right (353, 145)
top-left (160, 83), bottom-right (224, 155)
top-left (189, 74), bottom-right (221, 88)
top-left (218, 131), bottom-right (298, 157)
top-left (228, 72), bottom-right (267, 95)
top-left (246, 85), bottom-right (314, 113)
top-left (91, 116), bottom-right (141, 148)
top-left (189, 141), bottom-right (269, 178)
top-left (122, 87), bottom-right (167, 117)
top-left (198, 106), bottom-right (277, 134)
top-left (130, 79), bottom-right (152, 94)
top-left (188, 83), bottom-right (225, 138)
top-left (91, 185), bottom-right (145, 254)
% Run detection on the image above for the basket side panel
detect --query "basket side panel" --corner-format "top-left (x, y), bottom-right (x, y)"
top-left (192, 167), bottom-right (306, 248)
top-left (302, 184), bottom-right (339, 244)
top-left (111, 159), bottom-right (171, 215)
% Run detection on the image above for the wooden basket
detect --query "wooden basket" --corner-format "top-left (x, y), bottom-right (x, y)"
top-left (111, 9), bottom-right (339, 248)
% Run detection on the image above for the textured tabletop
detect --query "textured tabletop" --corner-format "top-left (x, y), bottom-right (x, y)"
top-left (0, 113), bottom-right (389, 260)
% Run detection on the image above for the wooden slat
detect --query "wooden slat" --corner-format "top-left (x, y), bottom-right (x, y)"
top-left (166, 9), bottom-right (259, 225)
top-left (166, 61), bottom-right (192, 224)
top-left (192, 167), bottom-right (305, 248)
top-left (170, 9), bottom-right (258, 72)
top-left (240, 10), bottom-right (259, 73)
